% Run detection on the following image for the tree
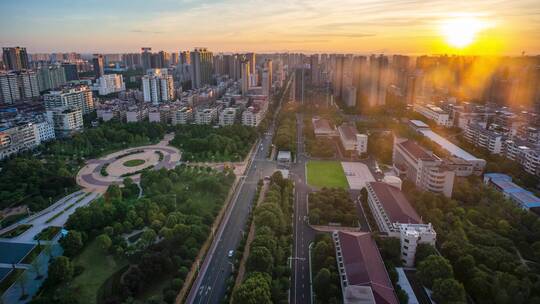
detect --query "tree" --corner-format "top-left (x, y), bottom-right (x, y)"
top-left (247, 246), bottom-right (274, 274)
top-left (232, 272), bottom-right (272, 304)
top-left (414, 243), bottom-right (438, 265)
top-left (106, 185), bottom-right (123, 202)
top-left (417, 255), bottom-right (454, 288)
top-left (432, 278), bottom-right (466, 304)
top-left (59, 231), bottom-right (83, 257)
top-left (48, 256), bottom-right (74, 285)
top-left (313, 268), bottom-right (332, 301)
top-left (97, 234), bottom-right (112, 252)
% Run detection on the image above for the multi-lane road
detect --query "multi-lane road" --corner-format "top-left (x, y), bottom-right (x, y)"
top-left (186, 77), bottom-right (292, 304)
top-left (290, 113), bottom-right (316, 304)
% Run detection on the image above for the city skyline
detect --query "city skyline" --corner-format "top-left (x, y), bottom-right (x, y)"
top-left (1, 0), bottom-right (540, 55)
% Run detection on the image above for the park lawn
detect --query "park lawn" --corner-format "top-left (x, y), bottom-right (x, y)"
top-left (72, 239), bottom-right (128, 304)
top-left (306, 161), bottom-right (348, 189)
top-left (123, 159), bottom-right (146, 167)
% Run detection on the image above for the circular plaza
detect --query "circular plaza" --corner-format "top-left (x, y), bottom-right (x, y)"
top-left (76, 144), bottom-right (181, 192)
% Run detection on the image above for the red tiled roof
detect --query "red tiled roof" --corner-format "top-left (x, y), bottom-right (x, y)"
top-left (338, 231), bottom-right (398, 304)
top-left (368, 182), bottom-right (421, 224)
top-left (397, 140), bottom-right (436, 161)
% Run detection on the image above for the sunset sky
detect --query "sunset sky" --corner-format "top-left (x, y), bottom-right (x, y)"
top-left (1, 0), bottom-right (539, 55)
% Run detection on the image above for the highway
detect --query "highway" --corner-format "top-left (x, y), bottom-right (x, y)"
top-left (186, 77), bottom-right (292, 304)
top-left (290, 113), bottom-right (316, 304)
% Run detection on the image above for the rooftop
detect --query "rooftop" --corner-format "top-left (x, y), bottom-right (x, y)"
top-left (368, 182), bottom-right (421, 224)
top-left (409, 120), bottom-right (429, 129)
top-left (419, 129), bottom-right (484, 162)
top-left (339, 123), bottom-right (359, 141)
top-left (397, 139), bottom-right (436, 161)
top-left (337, 231), bottom-right (398, 304)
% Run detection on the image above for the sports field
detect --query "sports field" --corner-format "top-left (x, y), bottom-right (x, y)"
top-left (306, 161), bottom-right (348, 189)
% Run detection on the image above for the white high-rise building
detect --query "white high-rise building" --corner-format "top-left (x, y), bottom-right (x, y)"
top-left (96, 74), bottom-right (125, 95)
top-left (195, 108), bottom-right (218, 125)
top-left (142, 69), bottom-right (174, 104)
top-left (46, 107), bottom-right (83, 138)
top-left (219, 107), bottom-right (237, 126)
top-left (171, 107), bottom-right (194, 125)
top-left (33, 121), bottom-right (56, 144)
top-left (44, 85), bottom-right (94, 114)
top-left (0, 123), bottom-right (38, 160)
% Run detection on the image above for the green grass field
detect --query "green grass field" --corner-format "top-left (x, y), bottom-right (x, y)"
top-left (306, 161), bottom-right (348, 189)
top-left (123, 159), bottom-right (145, 167)
top-left (72, 239), bottom-right (127, 304)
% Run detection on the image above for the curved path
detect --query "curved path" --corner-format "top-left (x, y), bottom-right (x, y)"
top-left (76, 134), bottom-right (181, 192)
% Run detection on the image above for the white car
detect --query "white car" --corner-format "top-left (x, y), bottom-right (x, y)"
top-left (228, 250), bottom-right (234, 258)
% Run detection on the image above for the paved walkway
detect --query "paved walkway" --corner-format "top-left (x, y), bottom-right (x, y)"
top-left (76, 133), bottom-right (181, 193)
top-left (0, 191), bottom-right (99, 243)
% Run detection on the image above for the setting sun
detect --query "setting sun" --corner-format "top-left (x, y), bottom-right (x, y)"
top-left (441, 16), bottom-right (489, 48)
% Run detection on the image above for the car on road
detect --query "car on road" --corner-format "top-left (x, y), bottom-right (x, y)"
top-left (228, 250), bottom-right (234, 258)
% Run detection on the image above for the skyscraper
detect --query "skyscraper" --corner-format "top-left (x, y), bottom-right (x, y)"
top-left (92, 54), bottom-right (104, 78)
top-left (190, 48), bottom-right (213, 89)
top-left (180, 51), bottom-right (190, 65)
top-left (62, 63), bottom-right (79, 81)
top-left (333, 55), bottom-right (344, 98)
top-left (368, 55), bottom-right (389, 107)
top-left (294, 68), bottom-right (306, 103)
top-left (142, 69), bottom-right (175, 104)
top-left (141, 47), bottom-right (152, 71)
top-left (240, 59), bottom-right (250, 95)
top-left (2, 47), bottom-right (29, 71)
top-left (310, 54), bottom-right (320, 86)
top-left (262, 59), bottom-right (273, 96)
top-left (37, 65), bottom-right (67, 91)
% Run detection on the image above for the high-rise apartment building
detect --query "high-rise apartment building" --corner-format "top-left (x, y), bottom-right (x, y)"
top-left (190, 48), bottom-right (213, 89)
top-left (368, 55), bottom-right (389, 106)
top-left (92, 54), bottom-right (104, 78)
top-left (142, 69), bottom-right (175, 104)
top-left (2, 47), bottom-right (29, 71)
top-left (44, 85), bottom-right (94, 114)
top-left (0, 71), bottom-right (39, 103)
top-left (62, 63), bottom-right (79, 81)
top-left (46, 107), bottom-right (83, 138)
top-left (141, 47), bottom-right (152, 71)
top-left (240, 59), bottom-right (250, 95)
top-left (293, 68), bottom-right (306, 103)
top-left (0, 72), bottom-right (19, 103)
top-left (37, 65), bottom-right (67, 91)
top-left (262, 59), bottom-right (273, 96)
top-left (333, 55), bottom-right (344, 98)
top-left (96, 74), bottom-right (125, 95)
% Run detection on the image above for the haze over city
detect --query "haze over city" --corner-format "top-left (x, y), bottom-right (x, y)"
top-left (2, 0), bottom-right (540, 54)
